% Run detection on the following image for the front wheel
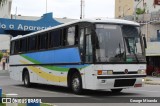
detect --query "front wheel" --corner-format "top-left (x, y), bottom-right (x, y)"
top-left (111, 89), bottom-right (123, 93)
top-left (71, 72), bottom-right (83, 94)
top-left (23, 71), bottom-right (31, 87)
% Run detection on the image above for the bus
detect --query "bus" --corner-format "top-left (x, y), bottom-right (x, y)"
top-left (10, 19), bottom-right (147, 94)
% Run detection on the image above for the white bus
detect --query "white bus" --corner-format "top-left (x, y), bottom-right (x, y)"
top-left (10, 19), bottom-right (146, 94)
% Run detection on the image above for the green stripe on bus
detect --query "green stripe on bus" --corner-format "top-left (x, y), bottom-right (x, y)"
top-left (21, 54), bottom-right (69, 72)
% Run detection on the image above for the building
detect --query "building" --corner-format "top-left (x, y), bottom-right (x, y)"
top-left (115, 0), bottom-right (134, 18)
top-left (115, 0), bottom-right (160, 18)
top-left (115, 0), bottom-right (160, 75)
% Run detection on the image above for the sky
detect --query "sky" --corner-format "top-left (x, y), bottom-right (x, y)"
top-left (11, 0), bottom-right (115, 19)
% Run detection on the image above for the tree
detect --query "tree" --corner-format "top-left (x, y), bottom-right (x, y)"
top-left (0, 52), bottom-right (3, 61)
top-left (136, 8), bottom-right (146, 15)
top-left (0, 0), bottom-right (6, 7)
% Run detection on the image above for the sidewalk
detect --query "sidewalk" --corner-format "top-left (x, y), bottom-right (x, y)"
top-left (0, 63), bottom-right (9, 76)
top-left (145, 76), bottom-right (160, 85)
top-left (0, 63), bottom-right (9, 70)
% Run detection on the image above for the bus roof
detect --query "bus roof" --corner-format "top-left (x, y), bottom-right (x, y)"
top-left (11, 19), bottom-right (140, 41)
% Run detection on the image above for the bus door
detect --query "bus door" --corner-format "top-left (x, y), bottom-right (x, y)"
top-left (80, 27), bottom-right (93, 63)
top-left (80, 27), bottom-right (94, 88)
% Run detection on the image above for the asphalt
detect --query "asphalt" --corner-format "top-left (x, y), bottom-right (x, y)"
top-left (0, 69), bottom-right (160, 85)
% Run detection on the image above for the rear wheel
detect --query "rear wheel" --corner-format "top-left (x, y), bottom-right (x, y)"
top-left (23, 71), bottom-right (31, 87)
top-left (111, 89), bottom-right (123, 93)
top-left (71, 72), bottom-right (82, 94)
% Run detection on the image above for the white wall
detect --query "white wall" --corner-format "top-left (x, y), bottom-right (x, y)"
top-left (0, 0), bottom-right (12, 18)
top-left (0, 35), bottom-right (11, 50)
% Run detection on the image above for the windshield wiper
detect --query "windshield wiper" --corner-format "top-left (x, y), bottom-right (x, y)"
top-left (119, 43), bottom-right (122, 60)
top-left (130, 46), bottom-right (139, 63)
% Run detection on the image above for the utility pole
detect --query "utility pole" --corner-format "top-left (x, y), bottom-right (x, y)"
top-left (46, 0), bottom-right (48, 13)
top-left (15, 6), bottom-right (17, 19)
top-left (80, 0), bottom-right (85, 19)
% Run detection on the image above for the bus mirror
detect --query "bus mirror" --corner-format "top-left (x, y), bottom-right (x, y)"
top-left (143, 36), bottom-right (147, 48)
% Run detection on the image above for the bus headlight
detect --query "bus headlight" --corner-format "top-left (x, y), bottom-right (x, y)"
top-left (107, 70), bottom-right (113, 75)
top-left (97, 70), bottom-right (113, 75)
top-left (138, 70), bottom-right (146, 74)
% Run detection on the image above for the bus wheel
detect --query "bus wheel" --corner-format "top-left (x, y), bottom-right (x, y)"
top-left (23, 71), bottom-right (31, 87)
top-left (152, 72), bottom-right (157, 77)
top-left (71, 72), bottom-right (82, 94)
top-left (111, 89), bottom-right (123, 93)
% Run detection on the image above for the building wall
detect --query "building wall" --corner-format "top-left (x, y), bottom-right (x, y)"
top-left (115, 0), bottom-right (160, 18)
top-left (115, 0), bottom-right (134, 18)
top-left (134, 0), bottom-right (160, 14)
top-left (0, 0), bottom-right (12, 18)
top-left (0, 35), bottom-right (10, 50)
top-left (140, 23), bottom-right (160, 42)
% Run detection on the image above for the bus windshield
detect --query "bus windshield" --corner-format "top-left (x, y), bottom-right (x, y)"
top-left (95, 24), bottom-right (145, 63)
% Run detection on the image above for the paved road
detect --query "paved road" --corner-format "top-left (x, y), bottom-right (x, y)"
top-left (0, 75), bottom-right (160, 106)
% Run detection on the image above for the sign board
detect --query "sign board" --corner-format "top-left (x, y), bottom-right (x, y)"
top-left (0, 13), bottom-right (62, 37)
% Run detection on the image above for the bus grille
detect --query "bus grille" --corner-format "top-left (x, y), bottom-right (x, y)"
top-left (114, 79), bottom-right (136, 87)
top-left (113, 72), bottom-right (137, 74)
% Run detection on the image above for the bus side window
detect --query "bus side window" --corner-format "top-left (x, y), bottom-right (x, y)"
top-left (62, 28), bottom-right (67, 46)
top-left (20, 38), bottom-right (27, 53)
top-left (49, 32), bottom-right (54, 48)
top-left (14, 40), bottom-right (20, 54)
top-left (75, 25), bottom-right (79, 45)
top-left (39, 33), bottom-right (48, 50)
top-left (66, 26), bottom-right (75, 46)
top-left (29, 36), bottom-right (37, 51)
top-left (80, 28), bottom-right (84, 61)
top-left (80, 28), bottom-right (84, 53)
top-left (49, 30), bottom-right (61, 48)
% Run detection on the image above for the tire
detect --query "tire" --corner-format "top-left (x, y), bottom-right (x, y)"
top-left (111, 89), bottom-right (123, 93)
top-left (23, 71), bottom-right (31, 87)
top-left (71, 72), bottom-right (82, 94)
top-left (152, 72), bottom-right (157, 77)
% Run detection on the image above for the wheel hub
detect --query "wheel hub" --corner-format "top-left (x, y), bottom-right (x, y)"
top-left (72, 78), bottom-right (80, 91)
top-left (24, 76), bottom-right (28, 85)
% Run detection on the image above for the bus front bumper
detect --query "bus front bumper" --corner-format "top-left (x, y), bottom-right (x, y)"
top-left (84, 74), bottom-right (146, 90)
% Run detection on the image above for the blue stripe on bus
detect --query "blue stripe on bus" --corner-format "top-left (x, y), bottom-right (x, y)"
top-left (54, 65), bottom-right (89, 69)
top-left (24, 47), bottom-right (81, 64)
